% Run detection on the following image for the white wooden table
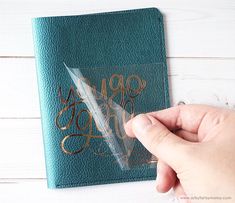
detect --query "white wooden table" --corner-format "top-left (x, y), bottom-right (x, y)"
top-left (0, 1), bottom-right (234, 202)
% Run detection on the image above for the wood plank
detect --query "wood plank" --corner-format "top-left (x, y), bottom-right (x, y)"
top-left (0, 119), bottom-right (45, 178)
top-left (0, 0), bottom-right (235, 57)
top-left (0, 179), bottom-right (176, 203)
top-left (1, 58), bottom-right (235, 117)
top-left (168, 58), bottom-right (235, 108)
top-left (0, 58), bottom-right (40, 117)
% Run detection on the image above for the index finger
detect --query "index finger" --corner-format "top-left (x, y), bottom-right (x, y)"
top-left (148, 104), bottom-right (222, 133)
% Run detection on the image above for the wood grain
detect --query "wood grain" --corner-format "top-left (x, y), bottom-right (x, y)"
top-left (0, 119), bottom-right (45, 178)
top-left (0, 0), bottom-right (235, 57)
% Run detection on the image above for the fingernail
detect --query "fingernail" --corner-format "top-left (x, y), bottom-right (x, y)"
top-left (132, 114), bottom-right (152, 134)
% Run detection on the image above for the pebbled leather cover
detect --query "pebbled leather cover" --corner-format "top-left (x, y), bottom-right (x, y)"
top-left (32, 8), bottom-right (169, 188)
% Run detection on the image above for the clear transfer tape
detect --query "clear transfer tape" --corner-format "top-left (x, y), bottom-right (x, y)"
top-left (65, 63), bottom-right (161, 170)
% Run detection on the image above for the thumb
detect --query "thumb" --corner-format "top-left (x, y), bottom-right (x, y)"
top-left (131, 114), bottom-right (192, 171)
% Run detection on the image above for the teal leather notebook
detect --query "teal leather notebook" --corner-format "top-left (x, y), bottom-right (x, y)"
top-left (32, 8), bottom-right (169, 188)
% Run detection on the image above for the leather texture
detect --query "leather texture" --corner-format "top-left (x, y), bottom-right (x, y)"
top-left (32, 8), bottom-right (169, 188)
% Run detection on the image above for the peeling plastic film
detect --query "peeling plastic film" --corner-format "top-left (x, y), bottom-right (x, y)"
top-left (65, 63), bottom-right (167, 170)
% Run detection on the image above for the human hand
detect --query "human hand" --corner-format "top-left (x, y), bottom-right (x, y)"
top-left (125, 105), bottom-right (235, 202)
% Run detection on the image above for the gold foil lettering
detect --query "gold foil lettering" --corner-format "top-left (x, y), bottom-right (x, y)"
top-left (56, 74), bottom-right (146, 155)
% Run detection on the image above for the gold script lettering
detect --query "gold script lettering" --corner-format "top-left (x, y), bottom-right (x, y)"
top-left (56, 74), bottom-right (146, 155)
